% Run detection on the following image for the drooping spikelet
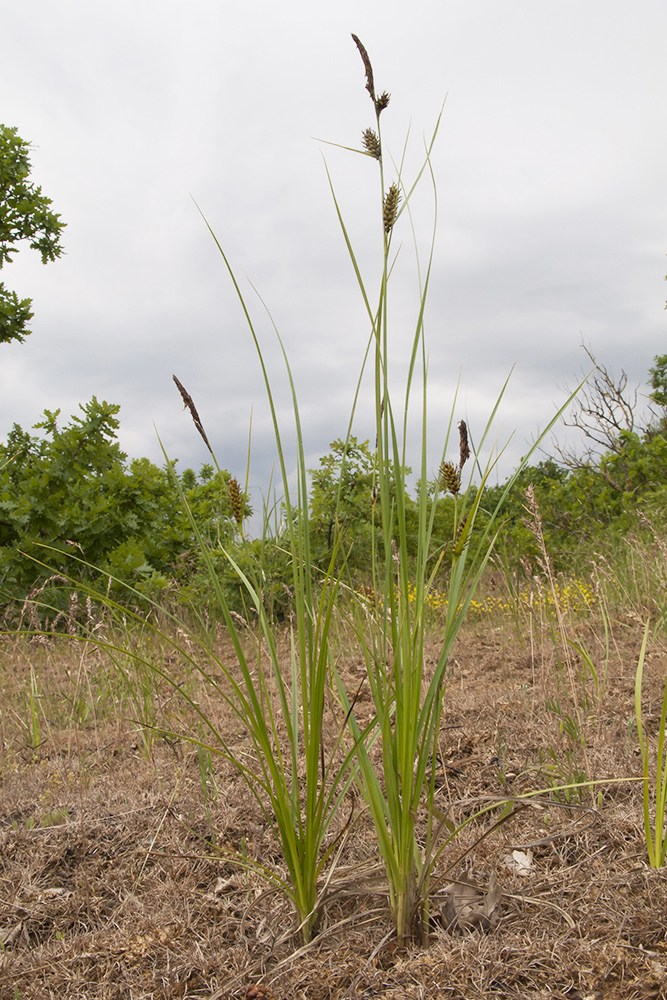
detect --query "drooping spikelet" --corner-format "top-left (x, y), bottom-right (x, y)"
top-left (228, 476), bottom-right (244, 527)
top-left (458, 419), bottom-right (470, 469)
top-left (173, 375), bottom-right (214, 456)
top-left (362, 128), bottom-right (381, 159)
top-left (383, 183), bottom-right (400, 233)
top-left (440, 461), bottom-right (461, 496)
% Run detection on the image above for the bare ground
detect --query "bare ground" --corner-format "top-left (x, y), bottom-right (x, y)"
top-left (2, 619), bottom-right (667, 999)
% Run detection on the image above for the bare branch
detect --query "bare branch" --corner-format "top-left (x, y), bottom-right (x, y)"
top-left (550, 347), bottom-right (644, 470)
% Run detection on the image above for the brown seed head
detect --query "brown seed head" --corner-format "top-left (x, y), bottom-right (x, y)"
top-left (458, 420), bottom-right (470, 469)
top-left (172, 375), bottom-right (213, 456)
top-left (440, 461), bottom-right (461, 496)
top-left (351, 34), bottom-right (376, 104)
top-left (362, 128), bottom-right (381, 159)
top-left (228, 476), bottom-right (244, 527)
top-left (383, 183), bottom-right (400, 233)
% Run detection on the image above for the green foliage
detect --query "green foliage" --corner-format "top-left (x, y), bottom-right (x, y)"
top-left (3, 355), bottom-right (664, 623)
top-left (308, 436), bottom-right (430, 579)
top-left (178, 534), bottom-right (293, 622)
top-left (309, 436), bottom-right (378, 572)
top-left (649, 354), bottom-right (667, 408)
top-left (481, 460), bottom-right (570, 572)
top-left (598, 428), bottom-right (667, 496)
top-left (0, 124), bottom-right (65, 344)
top-left (482, 418), bottom-right (667, 578)
top-left (0, 398), bottom-right (246, 616)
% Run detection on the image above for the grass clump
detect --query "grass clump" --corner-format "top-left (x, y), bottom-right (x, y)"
top-left (302, 36), bottom-right (577, 943)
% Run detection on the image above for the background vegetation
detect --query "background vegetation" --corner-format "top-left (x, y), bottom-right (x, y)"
top-left (2, 352), bottom-right (665, 625)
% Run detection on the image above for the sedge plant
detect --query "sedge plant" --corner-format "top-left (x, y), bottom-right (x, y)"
top-left (12, 548), bottom-right (354, 945)
top-left (324, 36), bottom-right (584, 943)
top-left (146, 177), bottom-right (372, 939)
top-left (151, 377), bottom-right (355, 941)
top-left (158, 408), bottom-right (356, 944)
top-left (7, 368), bottom-right (354, 942)
top-left (186, 34), bottom-right (582, 944)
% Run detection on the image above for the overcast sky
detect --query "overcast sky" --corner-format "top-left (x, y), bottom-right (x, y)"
top-left (2, 0), bottom-right (666, 516)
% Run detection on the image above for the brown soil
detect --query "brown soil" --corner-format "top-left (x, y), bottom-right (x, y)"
top-left (1, 621), bottom-right (667, 999)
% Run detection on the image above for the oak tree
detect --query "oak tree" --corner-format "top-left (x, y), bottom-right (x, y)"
top-left (0, 124), bottom-right (65, 344)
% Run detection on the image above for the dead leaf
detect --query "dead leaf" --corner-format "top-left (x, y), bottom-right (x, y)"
top-left (0, 921), bottom-right (28, 948)
top-left (503, 849), bottom-right (534, 876)
top-left (212, 876), bottom-right (236, 894)
top-left (441, 872), bottom-right (502, 932)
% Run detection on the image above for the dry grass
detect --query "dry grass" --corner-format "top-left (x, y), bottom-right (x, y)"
top-left (2, 614), bottom-right (667, 999)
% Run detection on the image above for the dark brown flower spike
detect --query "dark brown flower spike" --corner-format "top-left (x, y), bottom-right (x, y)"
top-left (351, 34), bottom-right (376, 104)
top-left (351, 35), bottom-right (390, 115)
top-left (458, 420), bottom-right (470, 469)
top-left (172, 374), bottom-right (213, 456)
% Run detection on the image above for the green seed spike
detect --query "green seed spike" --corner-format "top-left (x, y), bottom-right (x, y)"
top-left (362, 128), bottom-right (381, 159)
top-left (228, 476), bottom-right (244, 526)
top-left (383, 183), bottom-right (400, 233)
